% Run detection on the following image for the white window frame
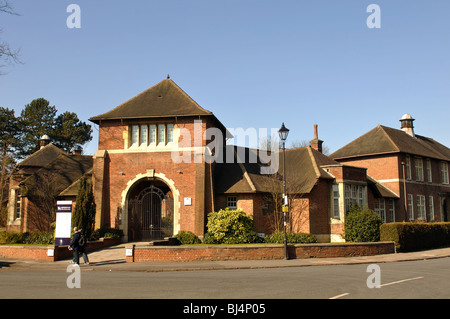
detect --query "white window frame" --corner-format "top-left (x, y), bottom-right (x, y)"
top-left (140, 125), bottom-right (148, 147)
top-left (158, 124), bottom-right (166, 145)
top-left (167, 124), bottom-right (174, 143)
top-left (375, 198), bottom-right (386, 222)
top-left (131, 125), bottom-right (139, 147)
top-left (149, 125), bottom-right (157, 145)
top-left (426, 159), bottom-right (432, 183)
top-left (344, 184), bottom-right (366, 212)
top-left (332, 185), bottom-right (340, 219)
top-left (417, 195), bottom-right (426, 220)
top-left (15, 188), bottom-right (22, 220)
top-left (441, 162), bottom-right (449, 184)
top-left (415, 157), bottom-right (424, 182)
top-left (405, 155), bottom-right (412, 180)
top-left (407, 194), bottom-right (414, 220)
top-left (227, 196), bottom-right (237, 209)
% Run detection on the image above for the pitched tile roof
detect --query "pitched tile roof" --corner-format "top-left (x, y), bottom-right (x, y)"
top-left (17, 143), bottom-right (65, 168)
top-left (214, 146), bottom-right (335, 194)
top-left (331, 125), bottom-right (450, 161)
top-left (20, 154), bottom-right (93, 197)
top-left (89, 78), bottom-right (215, 123)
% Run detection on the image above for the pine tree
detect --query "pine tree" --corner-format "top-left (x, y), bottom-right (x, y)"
top-left (72, 176), bottom-right (96, 239)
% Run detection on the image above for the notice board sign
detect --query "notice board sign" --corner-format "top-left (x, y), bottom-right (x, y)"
top-left (55, 200), bottom-right (73, 246)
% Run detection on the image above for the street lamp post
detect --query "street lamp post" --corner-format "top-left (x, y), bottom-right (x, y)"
top-left (278, 123), bottom-right (289, 260)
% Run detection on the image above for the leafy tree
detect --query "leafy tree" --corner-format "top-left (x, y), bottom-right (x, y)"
top-left (17, 98), bottom-right (57, 158)
top-left (51, 111), bottom-right (92, 153)
top-left (72, 176), bottom-right (96, 239)
top-left (16, 98), bottom-right (92, 158)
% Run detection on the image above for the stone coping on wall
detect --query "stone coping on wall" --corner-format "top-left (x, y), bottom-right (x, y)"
top-left (125, 241), bottom-right (396, 263)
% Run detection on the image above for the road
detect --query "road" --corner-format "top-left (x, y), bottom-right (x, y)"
top-left (0, 257), bottom-right (449, 299)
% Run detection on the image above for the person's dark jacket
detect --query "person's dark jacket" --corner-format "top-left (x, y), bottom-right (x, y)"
top-left (70, 231), bottom-right (81, 251)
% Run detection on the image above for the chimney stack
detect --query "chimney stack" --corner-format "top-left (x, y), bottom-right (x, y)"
top-left (400, 114), bottom-right (415, 137)
top-left (309, 124), bottom-right (323, 153)
top-left (72, 146), bottom-right (83, 155)
top-left (39, 135), bottom-right (51, 149)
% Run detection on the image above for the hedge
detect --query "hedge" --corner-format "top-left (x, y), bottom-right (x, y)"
top-left (380, 222), bottom-right (450, 252)
top-left (264, 232), bottom-right (317, 244)
top-left (0, 231), bottom-right (54, 245)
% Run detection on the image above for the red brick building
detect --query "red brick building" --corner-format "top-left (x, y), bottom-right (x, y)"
top-left (7, 137), bottom-right (92, 232)
top-left (331, 114), bottom-right (450, 223)
top-left (87, 77), bottom-right (397, 242)
top-left (9, 78), bottom-right (426, 243)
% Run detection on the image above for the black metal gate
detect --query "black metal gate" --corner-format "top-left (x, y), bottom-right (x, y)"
top-left (129, 185), bottom-right (173, 241)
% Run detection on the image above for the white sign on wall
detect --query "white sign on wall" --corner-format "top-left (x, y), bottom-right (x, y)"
top-left (184, 197), bottom-right (192, 206)
top-left (55, 200), bottom-right (73, 246)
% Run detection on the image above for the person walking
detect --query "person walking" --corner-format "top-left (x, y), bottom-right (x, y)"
top-left (78, 229), bottom-right (89, 265)
top-left (69, 227), bottom-right (81, 265)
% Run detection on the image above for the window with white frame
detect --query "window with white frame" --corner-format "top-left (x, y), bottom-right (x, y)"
top-left (415, 157), bottom-right (424, 181)
top-left (332, 185), bottom-right (340, 219)
top-left (131, 125), bottom-right (139, 147)
top-left (405, 155), bottom-right (412, 180)
top-left (417, 195), bottom-right (426, 220)
top-left (167, 124), bottom-right (174, 143)
top-left (426, 159), bottom-right (432, 183)
top-left (15, 188), bottom-right (21, 220)
top-left (441, 162), bottom-right (449, 184)
top-left (374, 198), bottom-right (386, 222)
top-left (158, 124), bottom-right (165, 145)
top-left (129, 123), bottom-right (175, 148)
top-left (388, 199), bottom-right (395, 222)
top-left (429, 196), bottom-right (435, 221)
top-left (407, 194), bottom-right (414, 220)
top-left (149, 125), bottom-right (157, 144)
top-left (227, 196), bottom-right (237, 209)
top-left (344, 184), bottom-right (366, 213)
top-left (140, 125), bottom-right (148, 146)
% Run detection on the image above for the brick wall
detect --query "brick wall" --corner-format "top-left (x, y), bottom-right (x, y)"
top-left (126, 242), bottom-right (395, 262)
top-left (0, 238), bottom-right (122, 262)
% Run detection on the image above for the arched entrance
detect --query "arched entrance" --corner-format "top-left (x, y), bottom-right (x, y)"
top-left (127, 178), bottom-right (174, 241)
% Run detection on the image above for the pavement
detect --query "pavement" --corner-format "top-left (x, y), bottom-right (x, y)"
top-left (1, 244), bottom-right (450, 273)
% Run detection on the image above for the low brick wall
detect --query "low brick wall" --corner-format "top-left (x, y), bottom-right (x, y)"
top-left (0, 238), bottom-right (122, 262)
top-left (126, 242), bottom-right (395, 262)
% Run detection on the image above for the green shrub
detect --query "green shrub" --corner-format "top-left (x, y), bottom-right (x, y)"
top-left (264, 232), bottom-right (317, 244)
top-left (204, 208), bottom-right (262, 244)
top-left (380, 222), bottom-right (450, 252)
top-left (344, 205), bottom-right (382, 242)
top-left (0, 231), bottom-right (54, 245)
top-left (175, 231), bottom-right (201, 245)
top-left (202, 232), bottom-right (219, 244)
top-left (92, 227), bottom-right (123, 240)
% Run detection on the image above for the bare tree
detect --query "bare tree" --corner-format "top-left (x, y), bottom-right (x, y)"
top-left (0, 0), bottom-right (21, 73)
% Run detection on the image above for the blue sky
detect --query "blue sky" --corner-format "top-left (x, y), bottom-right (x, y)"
top-left (1, 0), bottom-right (449, 155)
